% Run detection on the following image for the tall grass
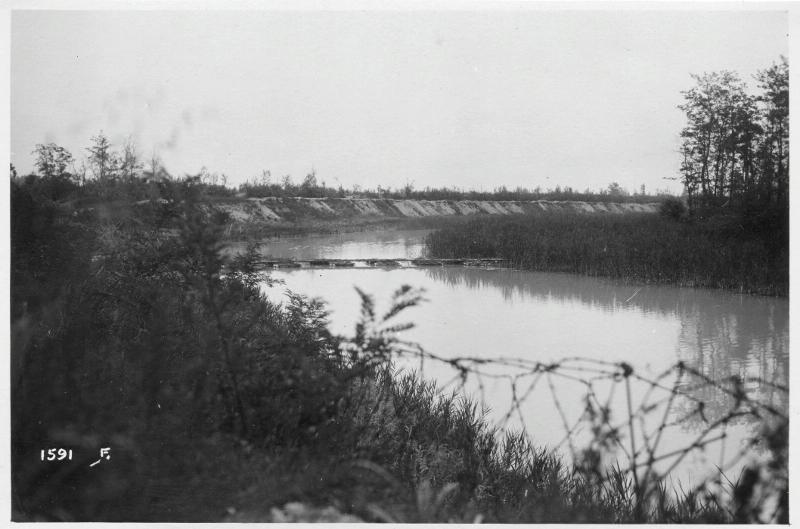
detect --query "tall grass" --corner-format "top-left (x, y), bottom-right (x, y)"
top-left (425, 211), bottom-right (788, 296)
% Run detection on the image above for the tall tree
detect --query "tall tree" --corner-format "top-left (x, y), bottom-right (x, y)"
top-left (86, 132), bottom-right (118, 181)
top-left (32, 143), bottom-right (74, 180)
top-left (119, 137), bottom-right (143, 182)
top-left (755, 56), bottom-right (789, 206)
top-left (678, 70), bottom-right (765, 211)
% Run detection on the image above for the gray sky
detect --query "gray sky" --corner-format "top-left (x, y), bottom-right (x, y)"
top-left (10, 8), bottom-right (787, 193)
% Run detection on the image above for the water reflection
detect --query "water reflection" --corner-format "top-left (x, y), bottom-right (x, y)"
top-left (674, 310), bottom-right (788, 434)
top-left (423, 266), bottom-right (788, 425)
top-left (425, 266), bottom-right (786, 323)
top-left (225, 229), bottom-right (431, 261)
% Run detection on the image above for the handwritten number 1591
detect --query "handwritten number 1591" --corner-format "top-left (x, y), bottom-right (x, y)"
top-left (40, 448), bottom-right (72, 461)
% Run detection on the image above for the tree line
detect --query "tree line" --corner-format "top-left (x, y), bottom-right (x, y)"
top-left (678, 57), bottom-right (788, 213)
top-left (238, 173), bottom-right (664, 203)
top-left (17, 134), bottom-right (667, 204)
top-left (18, 57), bottom-right (789, 211)
top-left (30, 133), bottom-right (169, 185)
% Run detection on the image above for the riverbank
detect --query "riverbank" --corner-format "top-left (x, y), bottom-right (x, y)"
top-left (206, 196), bottom-right (659, 239)
top-left (425, 211), bottom-right (788, 297)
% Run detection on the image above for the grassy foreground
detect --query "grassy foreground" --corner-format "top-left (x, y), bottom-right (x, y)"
top-left (11, 175), bottom-right (786, 522)
top-left (425, 210), bottom-right (788, 296)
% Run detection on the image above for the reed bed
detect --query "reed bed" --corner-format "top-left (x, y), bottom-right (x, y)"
top-left (425, 212), bottom-right (788, 296)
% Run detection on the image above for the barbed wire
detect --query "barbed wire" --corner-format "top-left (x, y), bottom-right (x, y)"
top-left (362, 334), bottom-right (787, 516)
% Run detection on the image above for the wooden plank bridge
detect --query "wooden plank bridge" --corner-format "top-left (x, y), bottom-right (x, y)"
top-left (253, 257), bottom-right (509, 270)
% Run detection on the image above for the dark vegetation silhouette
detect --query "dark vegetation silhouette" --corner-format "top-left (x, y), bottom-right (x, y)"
top-left (677, 58), bottom-right (788, 214)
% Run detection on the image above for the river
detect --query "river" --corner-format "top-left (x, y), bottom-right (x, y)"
top-left (238, 228), bottom-right (788, 489)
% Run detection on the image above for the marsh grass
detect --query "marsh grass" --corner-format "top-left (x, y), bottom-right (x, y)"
top-left (425, 211), bottom-right (788, 296)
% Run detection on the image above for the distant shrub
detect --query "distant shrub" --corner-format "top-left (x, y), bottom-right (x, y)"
top-left (658, 196), bottom-right (686, 220)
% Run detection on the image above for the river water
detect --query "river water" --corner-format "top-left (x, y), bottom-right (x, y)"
top-left (242, 228), bottom-right (788, 489)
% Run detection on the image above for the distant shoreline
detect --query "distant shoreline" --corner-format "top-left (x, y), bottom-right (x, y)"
top-left (208, 196), bottom-right (659, 239)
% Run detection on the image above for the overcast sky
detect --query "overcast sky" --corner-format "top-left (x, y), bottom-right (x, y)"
top-left (10, 8), bottom-right (787, 193)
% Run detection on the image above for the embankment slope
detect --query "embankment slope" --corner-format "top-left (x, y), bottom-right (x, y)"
top-left (212, 197), bottom-right (658, 232)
